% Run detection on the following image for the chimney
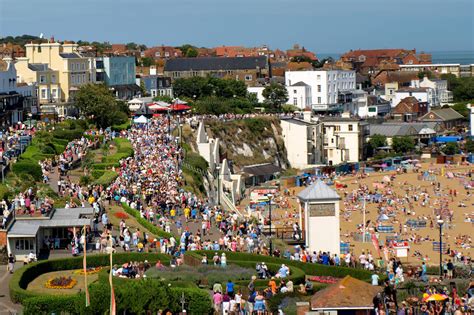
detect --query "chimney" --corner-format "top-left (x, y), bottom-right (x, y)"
top-left (296, 302), bottom-right (310, 315)
top-left (303, 109), bottom-right (312, 122)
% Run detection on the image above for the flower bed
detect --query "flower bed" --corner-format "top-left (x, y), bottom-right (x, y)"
top-left (307, 276), bottom-right (339, 284)
top-left (73, 267), bottom-right (102, 275)
top-left (45, 276), bottom-right (77, 289)
top-left (113, 212), bottom-right (129, 220)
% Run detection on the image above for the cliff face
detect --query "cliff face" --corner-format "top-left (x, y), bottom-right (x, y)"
top-left (205, 117), bottom-right (288, 171)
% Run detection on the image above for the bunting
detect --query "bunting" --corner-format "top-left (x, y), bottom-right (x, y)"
top-left (109, 251), bottom-right (116, 315)
top-left (82, 225), bottom-right (90, 307)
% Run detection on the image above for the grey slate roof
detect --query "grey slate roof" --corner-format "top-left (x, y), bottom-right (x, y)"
top-left (291, 81), bottom-right (309, 87)
top-left (28, 63), bottom-right (51, 71)
top-left (7, 208), bottom-right (94, 237)
top-left (297, 180), bottom-right (340, 201)
top-left (241, 163), bottom-right (282, 176)
top-left (59, 53), bottom-right (81, 59)
top-left (420, 108), bottom-right (464, 121)
top-left (370, 124), bottom-right (417, 137)
top-left (164, 56), bottom-right (268, 72)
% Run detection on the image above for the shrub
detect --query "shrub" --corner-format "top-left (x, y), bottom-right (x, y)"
top-left (22, 294), bottom-right (85, 315)
top-left (112, 120), bottom-right (131, 132)
top-left (52, 128), bottom-right (84, 141)
top-left (122, 203), bottom-right (174, 239)
top-left (91, 162), bottom-right (119, 170)
top-left (93, 170), bottom-right (118, 186)
top-left (91, 169), bottom-right (105, 179)
top-left (12, 160), bottom-right (42, 181)
top-left (10, 253), bottom-right (171, 303)
top-left (79, 175), bottom-right (93, 186)
top-left (188, 251), bottom-right (373, 281)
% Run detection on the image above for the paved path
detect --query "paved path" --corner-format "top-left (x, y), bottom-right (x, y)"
top-left (0, 264), bottom-right (22, 314)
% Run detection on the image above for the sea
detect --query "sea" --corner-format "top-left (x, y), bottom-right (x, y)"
top-left (318, 50), bottom-right (474, 65)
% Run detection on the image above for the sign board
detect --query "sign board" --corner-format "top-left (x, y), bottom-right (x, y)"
top-left (309, 203), bottom-right (335, 217)
top-left (432, 241), bottom-right (447, 252)
top-left (395, 248), bottom-right (408, 258)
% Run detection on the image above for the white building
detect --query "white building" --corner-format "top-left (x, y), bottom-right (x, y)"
top-left (0, 57), bottom-right (35, 124)
top-left (281, 111), bottom-right (323, 169)
top-left (392, 87), bottom-right (432, 108)
top-left (419, 77), bottom-right (453, 105)
top-left (353, 90), bottom-right (391, 118)
top-left (285, 69), bottom-right (356, 112)
top-left (281, 112), bottom-right (367, 168)
top-left (287, 82), bottom-right (312, 109)
top-left (321, 112), bottom-right (368, 166)
top-left (298, 181), bottom-right (341, 256)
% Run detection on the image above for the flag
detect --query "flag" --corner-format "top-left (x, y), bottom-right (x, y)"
top-left (82, 225), bottom-right (90, 307)
top-left (109, 251), bottom-right (116, 315)
top-left (371, 232), bottom-right (381, 258)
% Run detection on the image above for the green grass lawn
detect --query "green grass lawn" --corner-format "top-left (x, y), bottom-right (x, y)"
top-left (27, 270), bottom-right (99, 296)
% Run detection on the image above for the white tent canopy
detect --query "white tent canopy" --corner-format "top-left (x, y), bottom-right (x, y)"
top-left (133, 115), bottom-right (148, 124)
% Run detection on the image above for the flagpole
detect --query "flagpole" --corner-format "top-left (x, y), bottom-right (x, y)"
top-left (83, 225), bottom-right (90, 307)
top-left (109, 250), bottom-right (116, 315)
top-left (362, 193), bottom-right (366, 243)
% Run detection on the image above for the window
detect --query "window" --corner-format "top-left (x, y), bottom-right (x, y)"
top-left (293, 89), bottom-right (297, 94)
top-left (317, 97), bottom-right (321, 104)
top-left (165, 52), bottom-right (170, 57)
top-left (335, 125), bottom-right (341, 132)
top-left (41, 89), bottom-right (47, 99)
top-left (15, 239), bottom-right (34, 251)
top-left (317, 85), bottom-right (321, 92)
top-left (245, 74), bottom-right (252, 81)
top-left (81, 63), bottom-right (86, 70)
top-left (348, 124), bottom-right (353, 131)
top-left (317, 75), bottom-right (321, 80)
top-left (51, 75), bottom-right (56, 83)
top-left (39, 75), bottom-right (46, 83)
top-left (82, 74), bottom-right (86, 83)
top-left (293, 97), bottom-right (298, 105)
top-left (71, 63), bottom-right (75, 71)
top-left (155, 52), bottom-right (161, 57)
top-left (52, 89), bottom-right (57, 98)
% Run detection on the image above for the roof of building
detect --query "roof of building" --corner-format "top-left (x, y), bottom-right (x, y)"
top-left (164, 56), bottom-right (267, 72)
top-left (370, 124), bottom-right (418, 137)
top-left (291, 81), bottom-right (309, 87)
top-left (8, 207), bottom-right (94, 237)
top-left (420, 108), bottom-right (464, 121)
top-left (311, 276), bottom-right (381, 310)
top-left (397, 87), bottom-right (430, 93)
top-left (297, 180), bottom-right (340, 201)
top-left (28, 63), bottom-right (51, 72)
top-left (241, 163), bottom-right (282, 176)
top-left (59, 53), bottom-right (81, 59)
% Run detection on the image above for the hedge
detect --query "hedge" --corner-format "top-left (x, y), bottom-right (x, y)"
top-left (51, 128), bottom-right (84, 141)
top-left (93, 170), bottom-right (118, 186)
top-left (22, 280), bottom-right (212, 315)
top-left (91, 162), bottom-right (119, 170)
top-left (90, 169), bottom-right (105, 179)
top-left (10, 252), bottom-right (171, 304)
top-left (122, 203), bottom-right (174, 239)
top-left (112, 120), bottom-right (131, 132)
top-left (188, 251), bottom-right (373, 281)
top-left (230, 260), bottom-right (306, 287)
top-left (11, 160), bottom-right (43, 181)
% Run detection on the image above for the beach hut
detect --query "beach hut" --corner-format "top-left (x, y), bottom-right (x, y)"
top-left (377, 225), bottom-right (394, 233)
top-left (377, 213), bottom-right (390, 221)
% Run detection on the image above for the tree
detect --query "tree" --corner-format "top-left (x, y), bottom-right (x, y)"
top-left (126, 42), bottom-right (138, 50)
top-left (417, 70), bottom-right (434, 79)
top-left (185, 47), bottom-right (198, 58)
top-left (451, 102), bottom-right (470, 117)
top-left (441, 142), bottom-right (459, 155)
top-left (367, 134), bottom-right (387, 157)
top-left (173, 77), bottom-right (247, 99)
top-left (465, 139), bottom-right (474, 153)
top-left (262, 83), bottom-right (289, 111)
top-left (74, 84), bottom-right (128, 128)
top-left (391, 136), bottom-right (415, 154)
top-left (140, 57), bottom-right (155, 67)
top-left (139, 80), bottom-right (147, 97)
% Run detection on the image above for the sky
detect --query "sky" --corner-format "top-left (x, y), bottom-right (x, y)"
top-left (0, 0), bottom-right (473, 53)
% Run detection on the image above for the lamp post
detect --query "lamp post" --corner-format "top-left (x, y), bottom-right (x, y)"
top-left (437, 219), bottom-right (444, 277)
top-left (167, 108), bottom-right (171, 141)
top-left (267, 193), bottom-right (273, 255)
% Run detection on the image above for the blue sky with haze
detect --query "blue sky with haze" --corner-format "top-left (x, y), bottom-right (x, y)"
top-left (0, 0), bottom-right (472, 53)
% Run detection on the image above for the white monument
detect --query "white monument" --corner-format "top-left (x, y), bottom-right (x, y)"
top-left (196, 122), bottom-right (220, 172)
top-left (297, 180), bottom-right (341, 255)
